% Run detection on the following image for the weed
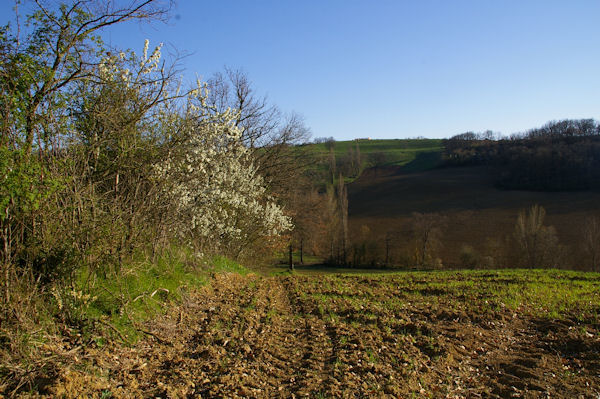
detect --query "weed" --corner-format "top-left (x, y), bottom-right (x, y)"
top-left (333, 357), bottom-right (343, 370)
top-left (265, 308), bottom-right (278, 322)
top-left (366, 348), bottom-right (378, 364)
top-left (317, 304), bottom-right (325, 316)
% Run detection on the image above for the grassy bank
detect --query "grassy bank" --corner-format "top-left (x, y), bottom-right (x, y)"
top-left (76, 252), bottom-right (247, 343)
top-left (0, 249), bottom-right (248, 393)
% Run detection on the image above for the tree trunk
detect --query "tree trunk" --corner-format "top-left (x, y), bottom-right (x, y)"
top-left (385, 237), bottom-right (390, 266)
top-left (288, 243), bottom-right (294, 271)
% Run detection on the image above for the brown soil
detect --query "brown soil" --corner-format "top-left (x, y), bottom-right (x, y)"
top-left (35, 273), bottom-right (600, 398)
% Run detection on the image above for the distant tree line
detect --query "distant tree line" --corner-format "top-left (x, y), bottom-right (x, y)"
top-left (329, 205), bottom-right (599, 272)
top-left (444, 119), bottom-right (600, 191)
top-left (313, 136), bottom-right (336, 144)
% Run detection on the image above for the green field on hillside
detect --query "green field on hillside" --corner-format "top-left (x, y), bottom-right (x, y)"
top-left (299, 139), bottom-right (444, 185)
top-left (306, 138), bottom-right (443, 166)
top-left (309, 138), bottom-right (442, 154)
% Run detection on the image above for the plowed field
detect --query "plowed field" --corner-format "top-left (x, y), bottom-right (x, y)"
top-left (48, 270), bottom-right (600, 398)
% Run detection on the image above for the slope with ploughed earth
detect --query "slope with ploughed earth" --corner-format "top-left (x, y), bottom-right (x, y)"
top-left (347, 164), bottom-right (600, 267)
top-left (43, 269), bottom-right (600, 398)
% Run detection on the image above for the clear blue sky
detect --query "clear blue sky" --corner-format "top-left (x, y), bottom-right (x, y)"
top-left (3, 0), bottom-right (600, 140)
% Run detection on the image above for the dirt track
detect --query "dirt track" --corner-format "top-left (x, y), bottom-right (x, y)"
top-left (49, 272), bottom-right (600, 398)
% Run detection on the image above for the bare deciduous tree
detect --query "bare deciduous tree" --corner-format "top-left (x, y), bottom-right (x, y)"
top-left (410, 212), bottom-right (445, 268)
top-left (583, 217), bottom-right (600, 272)
top-left (206, 68), bottom-right (311, 191)
top-left (207, 67), bottom-right (280, 147)
top-left (338, 174), bottom-right (349, 264)
top-left (514, 205), bottom-right (560, 268)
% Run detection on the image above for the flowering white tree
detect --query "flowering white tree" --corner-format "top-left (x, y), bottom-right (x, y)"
top-left (154, 81), bottom-right (293, 257)
top-left (74, 40), bottom-right (292, 262)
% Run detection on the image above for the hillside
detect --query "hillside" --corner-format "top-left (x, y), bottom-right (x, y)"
top-left (307, 138), bottom-right (442, 165)
top-left (300, 139), bottom-right (443, 186)
top-left (347, 164), bottom-right (600, 268)
top-left (292, 135), bottom-right (600, 269)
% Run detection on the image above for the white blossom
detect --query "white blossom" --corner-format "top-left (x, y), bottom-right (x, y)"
top-left (155, 82), bottom-right (292, 252)
top-left (95, 40), bottom-right (292, 254)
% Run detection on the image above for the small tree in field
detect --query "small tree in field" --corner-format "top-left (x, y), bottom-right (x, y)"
top-left (583, 217), bottom-right (600, 272)
top-left (514, 205), bottom-right (560, 268)
top-left (410, 212), bottom-right (445, 268)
